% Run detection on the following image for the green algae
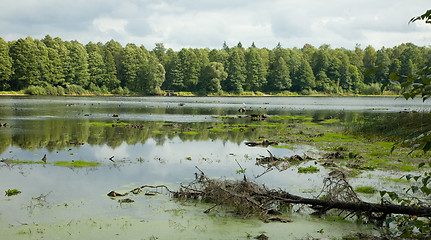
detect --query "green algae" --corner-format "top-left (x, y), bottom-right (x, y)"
top-left (54, 160), bottom-right (100, 168)
top-left (354, 186), bottom-right (377, 194)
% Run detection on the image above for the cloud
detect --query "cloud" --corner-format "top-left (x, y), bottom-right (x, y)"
top-left (0, 0), bottom-right (430, 49)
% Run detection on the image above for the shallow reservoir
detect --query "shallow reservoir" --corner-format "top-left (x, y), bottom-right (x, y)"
top-left (0, 96), bottom-right (430, 239)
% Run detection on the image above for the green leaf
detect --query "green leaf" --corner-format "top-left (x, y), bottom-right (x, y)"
top-left (419, 162), bottom-right (426, 168)
top-left (420, 186), bottom-right (431, 195)
top-left (423, 142), bottom-right (431, 153)
top-left (389, 72), bottom-right (400, 81)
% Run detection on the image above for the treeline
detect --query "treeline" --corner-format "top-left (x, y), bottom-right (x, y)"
top-left (0, 35), bottom-right (430, 95)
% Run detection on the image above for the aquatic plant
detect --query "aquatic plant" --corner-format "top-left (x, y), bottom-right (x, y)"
top-left (297, 166), bottom-right (320, 173)
top-left (5, 188), bottom-right (21, 197)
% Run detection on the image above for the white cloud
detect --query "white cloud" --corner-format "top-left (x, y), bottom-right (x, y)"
top-left (0, 0), bottom-right (430, 49)
top-left (93, 17), bottom-right (128, 34)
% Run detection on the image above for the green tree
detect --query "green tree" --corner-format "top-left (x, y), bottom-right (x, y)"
top-left (375, 48), bottom-right (390, 83)
top-left (87, 50), bottom-right (105, 87)
top-left (65, 41), bottom-right (89, 87)
top-left (200, 62), bottom-right (227, 93)
top-left (102, 50), bottom-right (120, 90)
top-left (266, 56), bottom-right (291, 91)
top-left (363, 45), bottom-right (377, 84)
top-left (0, 37), bottom-right (13, 90)
top-left (120, 43), bottom-right (146, 91)
top-left (245, 47), bottom-right (266, 91)
top-left (291, 55), bottom-right (315, 92)
top-left (141, 53), bottom-right (165, 94)
top-left (9, 37), bottom-right (40, 90)
top-left (152, 43), bottom-right (169, 67)
top-left (224, 47), bottom-right (246, 93)
top-left (178, 48), bottom-right (200, 91)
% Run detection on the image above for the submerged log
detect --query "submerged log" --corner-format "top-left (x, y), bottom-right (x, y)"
top-left (259, 191), bottom-right (431, 217)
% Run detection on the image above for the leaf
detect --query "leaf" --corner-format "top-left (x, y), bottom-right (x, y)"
top-left (419, 162), bottom-right (426, 168)
top-left (385, 217), bottom-right (394, 225)
top-left (423, 142), bottom-right (431, 153)
top-left (379, 190), bottom-right (387, 197)
top-left (389, 72), bottom-right (401, 81)
top-left (420, 186), bottom-right (431, 196)
top-left (365, 68), bottom-right (376, 76)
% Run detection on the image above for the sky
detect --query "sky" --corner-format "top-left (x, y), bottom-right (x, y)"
top-left (0, 0), bottom-right (430, 50)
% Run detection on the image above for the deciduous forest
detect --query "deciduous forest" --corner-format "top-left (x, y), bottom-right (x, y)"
top-left (0, 35), bottom-right (430, 95)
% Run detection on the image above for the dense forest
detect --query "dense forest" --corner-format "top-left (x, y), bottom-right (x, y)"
top-left (0, 35), bottom-right (430, 95)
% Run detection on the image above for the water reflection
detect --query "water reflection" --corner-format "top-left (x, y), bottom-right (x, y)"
top-left (0, 96), bottom-right (430, 238)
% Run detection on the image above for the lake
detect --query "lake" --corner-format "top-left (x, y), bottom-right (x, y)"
top-left (0, 96), bottom-right (430, 239)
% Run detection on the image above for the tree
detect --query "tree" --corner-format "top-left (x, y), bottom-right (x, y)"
top-left (178, 48), bottom-right (200, 91)
top-left (266, 56), bottom-right (290, 91)
top-left (224, 48), bottom-right (246, 93)
top-left (200, 62), bottom-right (227, 93)
top-left (375, 48), bottom-right (390, 83)
top-left (291, 55), bottom-right (315, 92)
top-left (87, 50), bottom-right (105, 87)
top-left (141, 53), bottom-right (165, 94)
top-left (102, 50), bottom-right (120, 90)
top-left (363, 45), bottom-right (377, 84)
top-left (9, 37), bottom-right (40, 90)
top-left (65, 41), bottom-right (89, 87)
top-left (245, 47), bottom-right (266, 91)
top-left (120, 43), bottom-right (146, 91)
top-left (0, 37), bottom-right (13, 90)
top-left (163, 49), bottom-right (182, 91)
top-left (152, 43), bottom-right (168, 67)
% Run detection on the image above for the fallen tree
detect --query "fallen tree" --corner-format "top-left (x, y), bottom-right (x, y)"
top-left (107, 167), bottom-right (431, 220)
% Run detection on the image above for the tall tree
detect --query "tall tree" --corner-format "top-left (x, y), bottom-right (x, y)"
top-left (363, 45), bottom-right (377, 84)
top-left (291, 55), bottom-right (315, 92)
top-left (0, 37), bottom-right (13, 90)
top-left (245, 47), bottom-right (266, 91)
top-left (374, 48), bottom-right (391, 84)
top-left (178, 48), bottom-right (200, 91)
top-left (200, 62), bottom-right (227, 93)
top-left (65, 40), bottom-right (89, 87)
top-left (9, 37), bottom-right (40, 90)
top-left (141, 53), bottom-right (165, 94)
top-left (266, 56), bottom-right (290, 91)
top-left (120, 43), bottom-right (146, 91)
top-left (224, 47), bottom-right (246, 93)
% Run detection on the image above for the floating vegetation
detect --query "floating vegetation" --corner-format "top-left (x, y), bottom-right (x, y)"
top-left (297, 166), bottom-right (320, 173)
top-left (54, 160), bottom-right (100, 168)
top-left (5, 188), bottom-right (21, 197)
top-left (88, 121), bottom-right (130, 127)
top-left (354, 186), bottom-right (377, 194)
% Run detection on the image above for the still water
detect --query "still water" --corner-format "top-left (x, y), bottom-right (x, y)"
top-left (0, 96), bottom-right (430, 239)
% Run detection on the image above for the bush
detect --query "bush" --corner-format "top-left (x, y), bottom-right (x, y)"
top-left (89, 83), bottom-right (102, 95)
top-left (24, 86), bottom-right (46, 95)
top-left (359, 83), bottom-right (382, 95)
top-left (65, 84), bottom-right (86, 95)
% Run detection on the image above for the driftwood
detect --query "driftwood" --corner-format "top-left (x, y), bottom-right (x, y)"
top-left (107, 168), bottom-right (431, 220)
top-left (173, 167), bottom-right (431, 219)
top-left (245, 139), bottom-right (277, 147)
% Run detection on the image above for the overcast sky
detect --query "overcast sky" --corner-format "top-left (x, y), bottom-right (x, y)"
top-left (1, 0), bottom-right (430, 50)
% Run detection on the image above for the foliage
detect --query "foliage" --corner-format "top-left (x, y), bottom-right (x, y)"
top-left (354, 186), bottom-right (376, 194)
top-left (377, 10), bottom-right (431, 238)
top-left (297, 165), bottom-right (320, 173)
top-left (54, 160), bottom-right (100, 168)
top-left (1, 35), bottom-right (430, 95)
top-left (5, 188), bottom-right (21, 197)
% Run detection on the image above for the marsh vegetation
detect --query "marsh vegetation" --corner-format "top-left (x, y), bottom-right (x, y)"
top-left (0, 96), bottom-right (430, 239)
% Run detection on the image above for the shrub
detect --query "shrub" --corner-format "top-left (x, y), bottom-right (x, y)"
top-left (65, 84), bottom-right (86, 95)
top-left (24, 85), bottom-right (46, 95)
